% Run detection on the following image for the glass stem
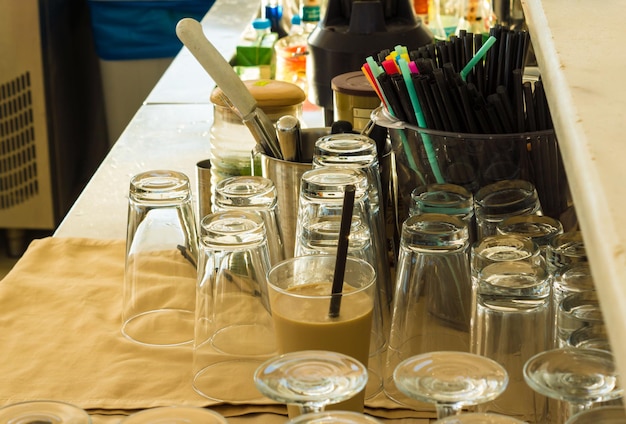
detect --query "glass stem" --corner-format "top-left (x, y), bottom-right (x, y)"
top-left (436, 404), bottom-right (462, 418)
top-left (568, 401), bottom-right (593, 418)
top-left (299, 403), bottom-right (325, 415)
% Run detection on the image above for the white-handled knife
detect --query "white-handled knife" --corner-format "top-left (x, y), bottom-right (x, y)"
top-left (176, 17), bottom-right (283, 159)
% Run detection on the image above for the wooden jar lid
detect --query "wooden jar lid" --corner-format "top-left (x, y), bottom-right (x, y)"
top-left (210, 79), bottom-right (306, 115)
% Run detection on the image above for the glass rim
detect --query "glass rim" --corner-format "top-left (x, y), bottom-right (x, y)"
top-left (0, 400), bottom-right (91, 423)
top-left (120, 405), bottom-right (227, 423)
top-left (371, 106), bottom-right (555, 139)
top-left (267, 254), bottom-right (376, 298)
top-left (129, 169), bottom-right (191, 203)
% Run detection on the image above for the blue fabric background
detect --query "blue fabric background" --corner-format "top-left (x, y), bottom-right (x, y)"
top-left (88, 0), bottom-right (215, 60)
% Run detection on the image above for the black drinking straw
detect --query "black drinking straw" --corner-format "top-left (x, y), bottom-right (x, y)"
top-left (328, 184), bottom-right (356, 319)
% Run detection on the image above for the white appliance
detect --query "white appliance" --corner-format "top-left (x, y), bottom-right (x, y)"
top-left (0, 0), bottom-right (108, 254)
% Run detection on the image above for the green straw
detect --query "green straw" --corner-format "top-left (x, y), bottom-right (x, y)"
top-left (460, 35), bottom-right (497, 82)
top-left (398, 57), bottom-right (444, 184)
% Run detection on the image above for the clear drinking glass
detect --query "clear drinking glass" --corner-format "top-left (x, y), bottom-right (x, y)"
top-left (193, 210), bottom-right (277, 402)
top-left (286, 410), bottom-right (384, 423)
top-left (474, 179), bottom-right (543, 240)
top-left (471, 234), bottom-right (551, 422)
top-left (254, 350), bottom-right (368, 416)
top-left (568, 323), bottom-right (611, 351)
top-left (546, 230), bottom-right (587, 276)
top-left (294, 167), bottom-right (387, 399)
top-left (471, 234), bottom-right (541, 280)
top-left (409, 183), bottom-right (475, 244)
top-left (0, 400), bottom-right (91, 424)
top-left (435, 412), bottom-right (527, 423)
top-left (565, 405), bottom-right (626, 424)
top-left (122, 169), bottom-right (198, 346)
top-left (385, 213), bottom-right (472, 409)
top-left (295, 168), bottom-right (373, 262)
top-left (552, 263), bottom-right (596, 346)
top-left (393, 351), bottom-right (509, 419)
top-left (313, 133), bottom-right (393, 333)
top-left (120, 406), bottom-right (228, 423)
top-left (266, 254), bottom-right (376, 415)
top-left (557, 291), bottom-right (605, 349)
top-left (496, 214), bottom-right (563, 256)
top-left (523, 347), bottom-right (623, 420)
top-left (213, 175), bottom-right (286, 265)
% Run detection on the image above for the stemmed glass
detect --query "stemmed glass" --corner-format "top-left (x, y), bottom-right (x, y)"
top-left (393, 351), bottom-right (509, 419)
top-left (565, 405), bottom-right (626, 423)
top-left (254, 350), bottom-right (368, 416)
top-left (523, 347), bottom-right (623, 420)
top-left (0, 400), bottom-right (91, 424)
top-left (120, 406), bottom-right (228, 423)
top-left (435, 412), bottom-right (527, 423)
top-left (286, 411), bottom-right (383, 423)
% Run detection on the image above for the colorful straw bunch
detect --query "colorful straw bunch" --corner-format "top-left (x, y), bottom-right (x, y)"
top-left (362, 25), bottom-right (553, 134)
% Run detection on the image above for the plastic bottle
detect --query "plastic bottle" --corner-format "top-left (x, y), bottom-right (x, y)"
top-left (274, 14), bottom-right (308, 95)
top-left (264, 0), bottom-right (289, 38)
top-left (289, 14), bottom-right (303, 35)
top-left (252, 18), bottom-right (272, 41)
top-left (300, 0), bottom-right (321, 34)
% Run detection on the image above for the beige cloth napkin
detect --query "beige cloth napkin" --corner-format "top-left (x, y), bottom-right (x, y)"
top-left (0, 237), bottom-right (433, 420)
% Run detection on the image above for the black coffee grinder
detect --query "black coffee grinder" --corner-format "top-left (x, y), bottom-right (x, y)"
top-left (307, 0), bottom-right (434, 125)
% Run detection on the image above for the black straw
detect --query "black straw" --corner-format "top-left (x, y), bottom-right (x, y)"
top-left (329, 184), bottom-right (356, 318)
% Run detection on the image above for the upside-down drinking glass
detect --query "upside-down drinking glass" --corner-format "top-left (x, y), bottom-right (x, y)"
top-left (523, 347), bottom-right (623, 421)
top-left (254, 350), bottom-right (369, 416)
top-left (122, 169), bottom-right (198, 347)
top-left (213, 175), bottom-right (286, 265)
top-left (0, 401), bottom-right (91, 424)
top-left (286, 410), bottom-right (384, 423)
top-left (120, 406), bottom-right (228, 423)
top-left (435, 412), bottom-right (527, 423)
top-left (393, 351), bottom-right (509, 419)
top-left (565, 405), bottom-right (626, 424)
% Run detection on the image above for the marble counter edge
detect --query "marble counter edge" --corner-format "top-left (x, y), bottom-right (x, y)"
top-left (522, 0), bottom-right (626, 386)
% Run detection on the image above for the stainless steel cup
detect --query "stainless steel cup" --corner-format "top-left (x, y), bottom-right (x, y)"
top-left (254, 127), bottom-right (329, 258)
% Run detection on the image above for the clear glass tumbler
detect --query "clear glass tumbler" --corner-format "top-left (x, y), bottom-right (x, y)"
top-left (409, 183), bottom-right (475, 244)
top-left (495, 214), bottom-right (563, 257)
top-left (557, 291), bottom-right (605, 349)
top-left (122, 170), bottom-right (198, 347)
top-left (213, 175), bottom-right (286, 265)
top-left (294, 167), bottom-right (388, 399)
top-left (385, 213), bottom-right (472, 410)
top-left (313, 133), bottom-right (394, 324)
top-left (193, 210), bottom-right (277, 402)
top-left (474, 179), bottom-right (543, 240)
top-left (546, 230), bottom-right (587, 276)
top-left (266, 254), bottom-right (376, 415)
top-left (471, 234), bottom-right (551, 422)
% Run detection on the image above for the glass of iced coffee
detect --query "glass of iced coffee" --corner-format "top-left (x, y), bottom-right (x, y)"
top-left (266, 254), bottom-right (376, 416)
